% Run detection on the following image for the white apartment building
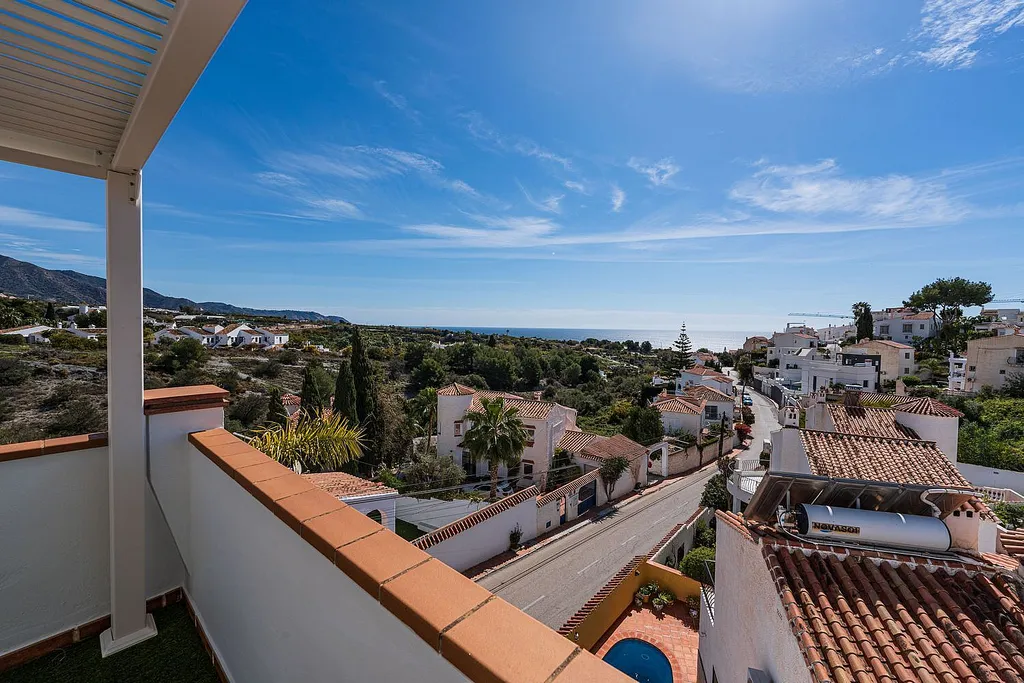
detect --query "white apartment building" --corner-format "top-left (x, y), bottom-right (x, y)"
top-left (153, 323), bottom-right (288, 349)
top-left (949, 353), bottom-right (967, 391)
top-left (845, 338), bottom-right (915, 382)
top-left (961, 331), bottom-right (1024, 392)
top-left (436, 383), bottom-right (578, 489)
top-left (816, 323), bottom-right (857, 343)
top-left (872, 307), bottom-right (937, 343)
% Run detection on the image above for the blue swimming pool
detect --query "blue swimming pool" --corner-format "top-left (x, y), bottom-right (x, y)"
top-left (602, 638), bottom-right (673, 683)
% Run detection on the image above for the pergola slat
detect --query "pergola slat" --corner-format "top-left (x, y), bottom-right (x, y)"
top-left (118, 0), bottom-right (172, 22)
top-left (0, 28), bottom-right (144, 85)
top-left (0, 112), bottom-right (116, 149)
top-left (0, 64), bottom-right (133, 111)
top-left (0, 99), bottom-right (121, 141)
top-left (0, 74), bottom-right (130, 121)
top-left (0, 37), bottom-right (141, 91)
top-left (28, 0), bottom-right (162, 51)
top-left (0, 3), bottom-right (150, 71)
top-left (72, 0), bottom-right (167, 37)
top-left (0, 53), bottom-right (136, 104)
top-left (4, 1), bottom-right (154, 61)
top-left (2, 83), bottom-right (127, 130)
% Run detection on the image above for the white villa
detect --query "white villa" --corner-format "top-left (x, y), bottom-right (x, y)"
top-left (0, 324), bottom-right (54, 343)
top-left (676, 365), bottom-right (734, 396)
top-left (152, 323), bottom-right (287, 349)
top-left (872, 307), bottom-right (937, 343)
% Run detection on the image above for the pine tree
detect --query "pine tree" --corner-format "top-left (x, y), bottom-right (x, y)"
top-left (44, 302), bottom-right (56, 322)
top-left (350, 326), bottom-right (374, 423)
top-left (333, 360), bottom-right (358, 423)
top-left (673, 322), bottom-right (695, 372)
top-left (266, 387), bottom-right (289, 427)
top-left (852, 302), bottom-right (873, 341)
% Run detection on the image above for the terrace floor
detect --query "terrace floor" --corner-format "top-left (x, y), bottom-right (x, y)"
top-left (0, 603), bottom-right (219, 683)
top-left (594, 601), bottom-right (701, 683)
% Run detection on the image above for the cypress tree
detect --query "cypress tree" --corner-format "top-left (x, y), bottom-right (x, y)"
top-left (334, 360), bottom-right (358, 423)
top-left (300, 360), bottom-right (332, 416)
top-left (350, 326), bottom-right (374, 422)
top-left (266, 387), bottom-right (289, 427)
top-left (44, 302), bottom-right (56, 322)
top-left (673, 322), bottom-right (695, 372)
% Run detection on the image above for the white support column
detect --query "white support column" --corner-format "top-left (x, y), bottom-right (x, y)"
top-left (100, 170), bottom-right (157, 656)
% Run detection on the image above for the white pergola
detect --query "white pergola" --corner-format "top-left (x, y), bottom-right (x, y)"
top-left (0, 0), bottom-right (244, 656)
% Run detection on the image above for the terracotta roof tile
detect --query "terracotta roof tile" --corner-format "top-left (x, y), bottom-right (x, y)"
top-left (684, 385), bottom-right (735, 402)
top-left (579, 434), bottom-right (647, 463)
top-left (852, 338), bottom-right (913, 349)
top-left (281, 393), bottom-right (301, 406)
top-left (893, 397), bottom-right (964, 418)
top-left (847, 392), bottom-right (905, 408)
top-left (652, 397), bottom-right (702, 415)
top-left (904, 311), bottom-right (935, 320)
top-left (556, 429), bottom-right (600, 453)
top-left (467, 391), bottom-right (555, 420)
top-left (437, 382), bottom-right (476, 396)
top-left (412, 486), bottom-right (539, 550)
top-left (304, 471), bottom-right (397, 499)
top-left (798, 430), bottom-right (971, 488)
top-left (826, 403), bottom-right (920, 439)
top-left (683, 366), bottom-right (731, 379)
top-left (537, 469), bottom-right (601, 507)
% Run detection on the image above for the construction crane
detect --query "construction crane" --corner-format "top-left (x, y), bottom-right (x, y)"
top-left (991, 298), bottom-right (1024, 304)
top-left (788, 312), bottom-right (855, 319)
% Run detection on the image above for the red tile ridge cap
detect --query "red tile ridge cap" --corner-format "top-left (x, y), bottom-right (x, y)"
top-left (413, 486), bottom-right (540, 550)
top-left (144, 385), bottom-right (230, 415)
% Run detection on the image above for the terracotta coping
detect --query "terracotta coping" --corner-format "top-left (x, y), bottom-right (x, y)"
top-left (144, 385), bottom-right (229, 415)
top-left (187, 428), bottom-right (632, 683)
top-left (0, 433), bottom-right (108, 464)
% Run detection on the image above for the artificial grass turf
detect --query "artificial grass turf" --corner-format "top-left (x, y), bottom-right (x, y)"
top-left (1, 603), bottom-right (219, 683)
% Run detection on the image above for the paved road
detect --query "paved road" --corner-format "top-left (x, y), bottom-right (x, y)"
top-left (740, 384), bottom-right (781, 455)
top-left (478, 464), bottom-right (717, 629)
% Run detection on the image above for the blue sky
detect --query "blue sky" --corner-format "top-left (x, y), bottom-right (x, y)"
top-left (2, 0), bottom-right (1024, 330)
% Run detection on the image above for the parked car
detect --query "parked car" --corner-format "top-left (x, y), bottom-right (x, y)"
top-left (742, 395), bottom-right (753, 406)
top-left (470, 482), bottom-right (515, 497)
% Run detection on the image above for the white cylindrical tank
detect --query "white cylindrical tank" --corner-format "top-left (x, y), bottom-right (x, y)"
top-left (795, 504), bottom-right (951, 552)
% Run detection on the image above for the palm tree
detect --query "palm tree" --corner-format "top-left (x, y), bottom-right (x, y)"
top-left (462, 397), bottom-right (528, 501)
top-left (250, 409), bottom-right (363, 473)
top-left (415, 387), bottom-right (438, 457)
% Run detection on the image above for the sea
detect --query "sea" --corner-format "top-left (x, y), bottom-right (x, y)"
top-left (424, 327), bottom-right (759, 352)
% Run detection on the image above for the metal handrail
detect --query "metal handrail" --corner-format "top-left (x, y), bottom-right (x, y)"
top-left (703, 559), bottom-right (716, 588)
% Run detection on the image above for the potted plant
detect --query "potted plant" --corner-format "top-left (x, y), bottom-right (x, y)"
top-left (658, 590), bottom-right (675, 607)
top-left (685, 594), bottom-right (700, 619)
top-left (634, 592), bottom-right (643, 608)
top-left (637, 582), bottom-right (659, 604)
top-left (652, 596), bottom-right (665, 612)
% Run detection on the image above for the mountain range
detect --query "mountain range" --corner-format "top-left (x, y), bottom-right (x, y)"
top-left (0, 254), bottom-right (347, 322)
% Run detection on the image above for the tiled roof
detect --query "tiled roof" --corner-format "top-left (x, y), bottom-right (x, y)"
top-left (437, 382), bottom-right (477, 396)
top-left (904, 311), bottom-right (935, 320)
top-left (798, 430), bottom-right (971, 488)
top-left (683, 366), bottom-right (731, 379)
top-left (537, 469), bottom-right (601, 507)
top-left (999, 528), bottom-right (1024, 562)
top-left (217, 323), bottom-right (249, 335)
top-left (746, 336), bottom-right (769, 342)
top-left (684, 385), bottom-right (734, 403)
top-left (579, 434), bottom-right (647, 463)
top-left (468, 391), bottom-right (555, 420)
top-left (0, 324), bottom-right (49, 333)
top-left (958, 496), bottom-right (997, 521)
top-left (304, 472), bottom-right (397, 499)
top-left (826, 403), bottom-right (919, 439)
top-left (847, 392), bottom-right (905, 407)
top-left (653, 397), bottom-right (703, 415)
top-left (893, 396), bottom-right (964, 418)
top-left (557, 429), bottom-right (600, 453)
top-left (281, 393), bottom-right (301, 406)
top-left (852, 339), bottom-right (913, 349)
top-left (767, 543), bottom-right (1024, 683)
top-left (794, 333), bottom-right (818, 339)
top-left (412, 486), bottom-right (540, 550)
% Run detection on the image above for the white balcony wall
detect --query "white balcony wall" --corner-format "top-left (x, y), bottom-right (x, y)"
top-left (145, 406), bottom-right (469, 683)
top-left (0, 446), bottom-right (185, 656)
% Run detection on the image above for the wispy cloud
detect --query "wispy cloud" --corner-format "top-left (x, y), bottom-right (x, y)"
top-left (0, 205), bottom-right (98, 232)
top-left (916, 0), bottom-right (1024, 68)
top-left (254, 172), bottom-right (302, 188)
top-left (372, 80), bottom-right (421, 122)
top-left (729, 158), bottom-right (966, 223)
top-left (461, 111), bottom-right (572, 170)
top-left (564, 180), bottom-right (587, 194)
top-left (0, 234), bottom-right (102, 267)
top-left (518, 182), bottom-right (563, 214)
top-left (627, 157), bottom-right (680, 186)
top-left (303, 198), bottom-right (363, 219)
top-left (611, 185), bottom-right (626, 212)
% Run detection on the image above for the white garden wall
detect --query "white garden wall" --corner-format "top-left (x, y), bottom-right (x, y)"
top-left (958, 462), bottom-right (1024, 495)
top-left (396, 496), bottom-right (488, 532)
top-left (419, 496), bottom-right (538, 572)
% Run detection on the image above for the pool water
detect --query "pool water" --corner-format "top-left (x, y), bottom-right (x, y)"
top-left (602, 638), bottom-right (673, 683)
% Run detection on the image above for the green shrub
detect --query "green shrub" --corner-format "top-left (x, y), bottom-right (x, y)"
top-left (46, 397), bottom-right (104, 437)
top-left (39, 382), bottom-right (80, 410)
top-left (693, 520), bottom-right (716, 549)
top-left (700, 473), bottom-right (729, 511)
top-left (228, 393), bottom-right (268, 429)
top-left (0, 358), bottom-right (31, 386)
top-left (993, 502), bottom-right (1024, 530)
top-left (253, 359), bottom-right (283, 379)
top-left (0, 334), bottom-right (26, 345)
top-left (679, 546), bottom-right (715, 583)
top-left (169, 367), bottom-right (212, 387)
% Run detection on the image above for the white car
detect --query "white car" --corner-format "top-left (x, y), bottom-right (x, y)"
top-left (470, 482), bottom-right (515, 497)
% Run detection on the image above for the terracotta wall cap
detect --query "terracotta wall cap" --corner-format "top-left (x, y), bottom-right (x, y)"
top-left (144, 385), bottom-right (229, 415)
top-left (0, 433), bottom-right (108, 464)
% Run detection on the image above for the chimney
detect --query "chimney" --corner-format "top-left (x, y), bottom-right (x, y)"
top-left (781, 404), bottom-right (800, 428)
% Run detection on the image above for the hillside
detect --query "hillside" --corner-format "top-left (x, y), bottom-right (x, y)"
top-left (0, 254), bottom-right (347, 322)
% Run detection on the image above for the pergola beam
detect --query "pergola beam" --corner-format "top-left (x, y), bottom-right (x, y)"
top-left (0, 126), bottom-right (109, 176)
top-left (111, 0), bottom-right (245, 172)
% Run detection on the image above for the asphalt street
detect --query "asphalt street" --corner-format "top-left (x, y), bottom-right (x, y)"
top-left (478, 377), bottom-right (782, 630)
